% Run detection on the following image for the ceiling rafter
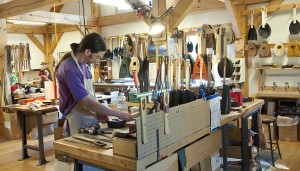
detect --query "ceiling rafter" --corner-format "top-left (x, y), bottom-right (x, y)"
top-left (0, 0), bottom-right (76, 18)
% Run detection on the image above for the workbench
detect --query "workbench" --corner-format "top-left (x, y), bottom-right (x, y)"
top-left (221, 99), bottom-right (264, 171)
top-left (2, 104), bottom-right (58, 166)
top-left (53, 99), bottom-right (264, 171)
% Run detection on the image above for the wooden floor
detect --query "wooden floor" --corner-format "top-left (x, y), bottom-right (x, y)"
top-left (0, 135), bottom-right (55, 171)
top-left (0, 135), bottom-right (299, 171)
top-left (267, 140), bottom-right (300, 171)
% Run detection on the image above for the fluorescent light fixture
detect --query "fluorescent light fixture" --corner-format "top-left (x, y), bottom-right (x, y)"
top-left (7, 20), bottom-right (46, 26)
top-left (93, 0), bottom-right (131, 9)
top-left (149, 20), bottom-right (165, 35)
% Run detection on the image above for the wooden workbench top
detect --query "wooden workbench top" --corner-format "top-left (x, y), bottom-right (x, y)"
top-left (220, 99), bottom-right (264, 126)
top-left (2, 104), bottom-right (57, 113)
top-left (54, 140), bottom-right (136, 171)
top-left (54, 99), bottom-right (264, 170)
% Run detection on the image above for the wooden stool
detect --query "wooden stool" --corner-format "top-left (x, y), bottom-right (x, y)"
top-left (261, 115), bottom-right (282, 166)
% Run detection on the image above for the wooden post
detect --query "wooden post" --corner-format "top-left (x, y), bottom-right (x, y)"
top-left (43, 33), bottom-right (54, 83)
top-left (237, 4), bottom-right (249, 97)
top-left (91, 0), bottom-right (101, 34)
top-left (0, 0), bottom-right (8, 137)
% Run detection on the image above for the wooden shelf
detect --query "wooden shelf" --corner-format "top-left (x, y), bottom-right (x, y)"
top-left (256, 91), bottom-right (300, 99)
top-left (256, 67), bottom-right (300, 70)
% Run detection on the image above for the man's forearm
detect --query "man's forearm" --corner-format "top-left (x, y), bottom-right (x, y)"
top-left (78, 95), bottom-right (120, 117)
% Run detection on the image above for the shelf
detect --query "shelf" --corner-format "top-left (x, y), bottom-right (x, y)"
top-left (256, 91), bottom-right (300, 98)
top-left (256, 67), bottom-right (300, 70)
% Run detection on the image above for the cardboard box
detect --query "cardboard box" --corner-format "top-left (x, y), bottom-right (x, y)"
top-left (112, 137), bottom-right (136, 159)
top-left (27, 123), bottom-right (54, 139)
top-left (42, 111), bottom-right (58, 124)
top-left (279, 125), bottom-right (298, 142)
top-left (219, 127), bottom-right (253, 159)
top-left (3, 111), bottom-right (21, 140)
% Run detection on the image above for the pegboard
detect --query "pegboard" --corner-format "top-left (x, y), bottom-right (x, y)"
top-left (136, 99), bottom-right (211, 159)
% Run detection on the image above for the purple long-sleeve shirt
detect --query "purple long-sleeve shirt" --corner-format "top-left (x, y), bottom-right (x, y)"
top-left (56, 56), bottom-right (91, 115)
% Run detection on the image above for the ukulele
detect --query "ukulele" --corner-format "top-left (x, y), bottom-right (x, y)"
top-left (287, 40), bottom-right (300, 57)
top-left (259, 41), bottom-right (271, 58)
top-left (192, 29), bottom-right (208, 80)
top-left (247, 42), bottom-right (257, 57)
top-left (274, 42), bottom-right (285, 56)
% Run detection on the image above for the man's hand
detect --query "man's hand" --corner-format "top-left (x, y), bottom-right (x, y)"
top-left (117, 111), bottom-right (133, 122)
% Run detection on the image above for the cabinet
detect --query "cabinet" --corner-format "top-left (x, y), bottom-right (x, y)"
top-left (230, 58), bottom-right (245, 83)
top-left (94, 60), bottom-right (112, 82)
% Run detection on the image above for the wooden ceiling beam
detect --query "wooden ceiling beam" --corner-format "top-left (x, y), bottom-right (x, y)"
top-left (167, 0), bottom-right (198, 32)
top-left (50, 4), bottom-right (64, 13)
top-left (234, 0), bottom-right (270, 5)
top-left (8, 11), bottom-right (97, 26)
top-left (25, 33), bottom-right (46, 54)
top-left (242, 2), bottom-right (300, 16)
top-left (50, 32), bottom-right (63, 54)
top-left (98, 12), bottom-right (144, 27)
top-left (7, 23), bottom-right (80, 34)
top-left (252, 0), bottom-right (284, 28)
top-left (0, 0), bottom-right (76, 18)
top-left (7, 23), bottom-right (47, 34)
top-left (224, 0), bottom-right (241, 38)
top-left (75, 26), bottom-right (84, 36)
top-left (47, 25), bottom-right (79, 33)
top-left (190, 0), bottom-right (226, 13)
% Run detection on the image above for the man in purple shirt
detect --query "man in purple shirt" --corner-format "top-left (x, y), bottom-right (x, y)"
top-left (55, 33), bottom-right (132, 135)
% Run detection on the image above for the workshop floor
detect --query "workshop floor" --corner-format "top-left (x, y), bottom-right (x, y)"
top-left (0, 135), bottom-right (299, 171)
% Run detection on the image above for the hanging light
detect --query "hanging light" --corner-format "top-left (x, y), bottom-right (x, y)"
top-left (149, 19), bottom-right (165, 35)
top-left (148, 5), bottom-right (175, 35)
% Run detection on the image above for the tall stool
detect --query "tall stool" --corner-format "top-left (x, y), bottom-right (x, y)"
top-left (261, 115), bottom-right (282, 166)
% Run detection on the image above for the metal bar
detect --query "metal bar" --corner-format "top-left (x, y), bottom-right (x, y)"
top-left (156, 129), bottom-right (160, 161)
top-left (24, 145), bottom-right (39, 151)
top-left (134, 88), bottom-right (172, 98)
top-left (36, 113), bottom-right (48, 166)
top-left (241, 116), bottom-right (249, 171)
top-left (19, 111), bottom-right (30, 160)
top-left (221, 124), bottom-right (227, 171)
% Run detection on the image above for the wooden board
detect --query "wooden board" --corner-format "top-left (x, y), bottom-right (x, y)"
top-left (145, 153), bottom-right (178, 171)
top-left (256, 91), bottom-right (300, 99)
top-left (226, 127), bottom-right (251, 141)
top-left (112, 137), bottom-right (137, 159)
top-left (54, 139), bottom-right (136, 170)
top-left (0, 0), bottom-right (76, 18)
top-left (185, 130), bottom-right (222, 169)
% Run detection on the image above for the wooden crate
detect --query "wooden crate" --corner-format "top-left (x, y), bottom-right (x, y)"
top-left (112, 137), bottom-right (137, 159)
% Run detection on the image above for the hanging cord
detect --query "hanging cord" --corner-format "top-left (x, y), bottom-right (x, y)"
top-left (54, 0), bottom-right (58, 44)
top-left (78, 0), bottom-right (83, 38)
top-left (81, 0), bottom-right (87, 35)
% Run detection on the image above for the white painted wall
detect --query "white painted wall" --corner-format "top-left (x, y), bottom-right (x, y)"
top-left (52, 31), bottom-right (83, 59)
top-left (247, 0), bottom-right (300, 96)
